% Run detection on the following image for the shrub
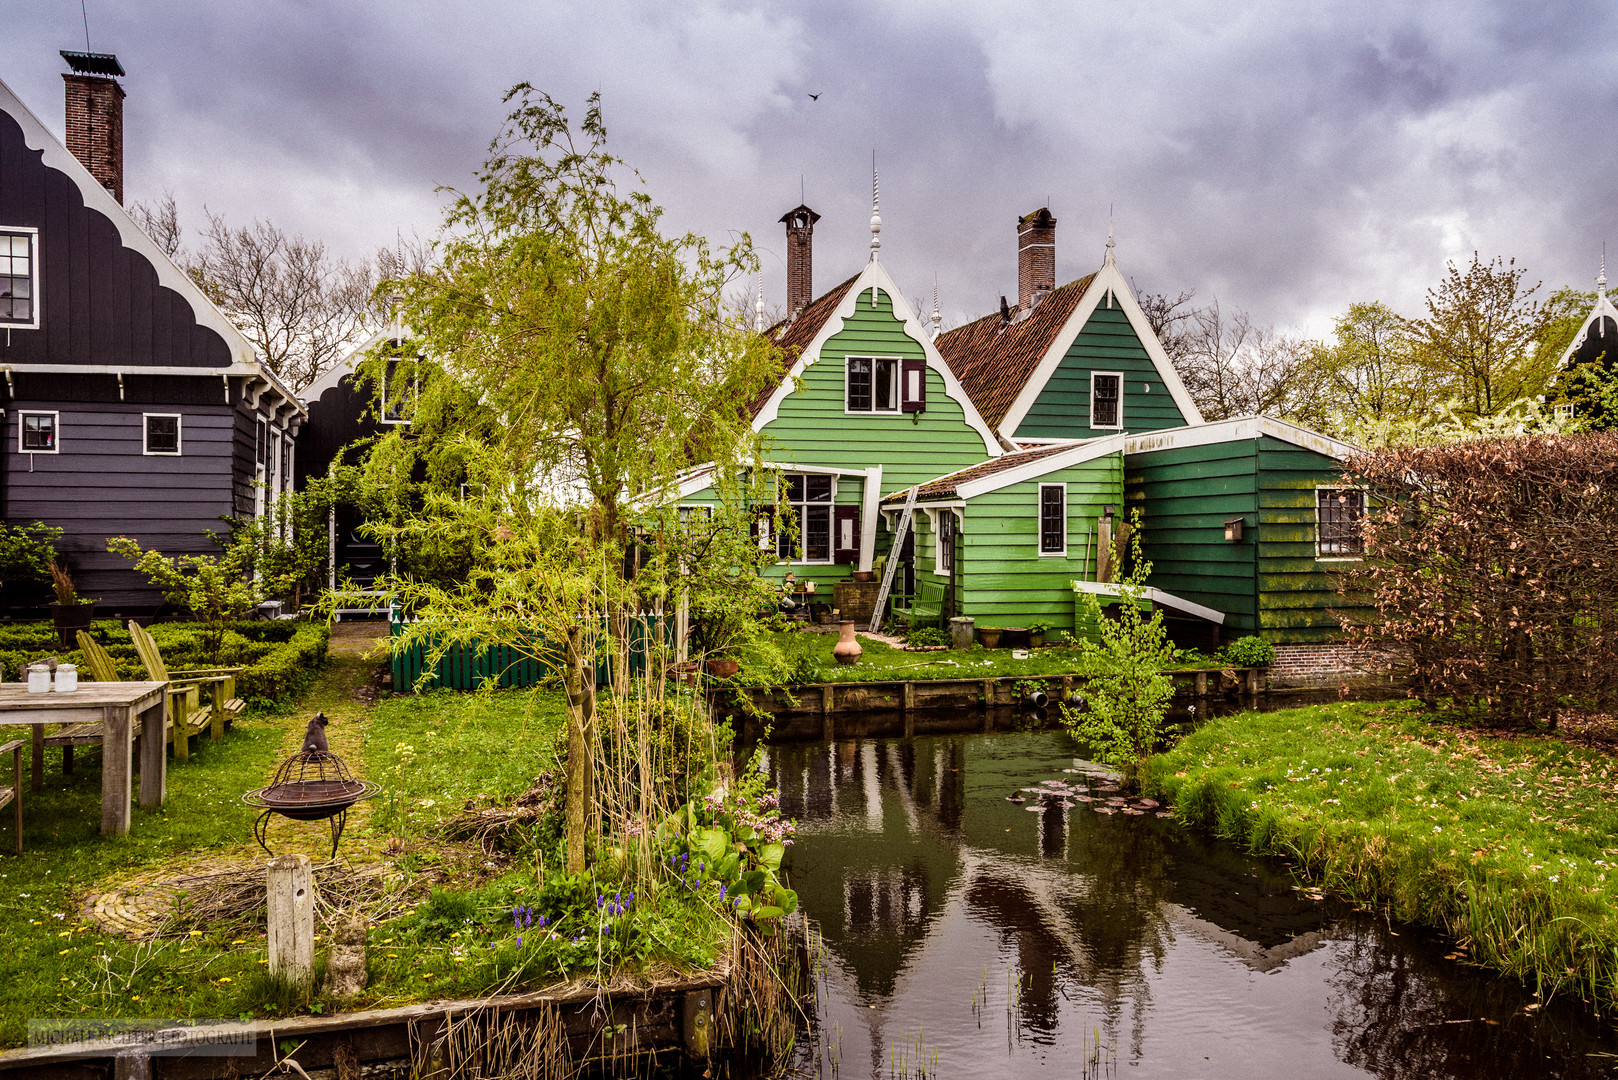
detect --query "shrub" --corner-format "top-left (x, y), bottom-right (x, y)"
top-left (1220, 635), bottom-right (1275, 668)
top-left (904, 626), bottom-right (949, 647)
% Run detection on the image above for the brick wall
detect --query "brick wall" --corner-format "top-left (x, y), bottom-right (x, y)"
top-left (63, 73), bottom-right (125, 204)
top-left (785, 212), bottom-right (815, 315)
top-left (1017, 208), bottom-right (1055, 310)
top-left (1268, 643), bottom-right (1410, 689)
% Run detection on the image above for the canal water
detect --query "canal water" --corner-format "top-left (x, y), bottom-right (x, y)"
top-left (765, 729), bottom-right (1618, 1079)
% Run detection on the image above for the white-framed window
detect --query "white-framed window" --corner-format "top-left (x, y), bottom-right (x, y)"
top-left (1316, 486), bottom-right (1365, 559)
top-left (18, 410), bottom-right (58, 453)
top-left (1090, 371), bottom-right (1123, 429)
top-left (846, 356), bottom-right (900, 413)
top-left (778, 473), bottom-right (835, 563)
top-left (935, 510), bottom-right (956, 575)
top-left (0, 227), bottom-right (39, 329)
top-left (142, 413), bottom-right (181, 455)
top-left (1038, 483), bottom-right (1067, 556)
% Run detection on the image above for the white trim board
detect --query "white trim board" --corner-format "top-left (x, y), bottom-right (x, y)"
top-left (956, 434), bottom-right (1125, 499)
top-left (998, 259), bottom-right (1204, 437)
top-left (751, 260), bottom-right (1003, 457)
top-left (1071, 580), bottom-right (1226, 625)
top-left (1124, 415), bottom-right (1360, 462)
top-left (1555, 291), bottom-right (1618, 371)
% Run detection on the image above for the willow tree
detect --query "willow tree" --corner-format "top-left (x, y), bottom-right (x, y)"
top-left (360, 86), bottom-right (778, 873)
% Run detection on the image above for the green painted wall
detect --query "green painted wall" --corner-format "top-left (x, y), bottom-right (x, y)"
top-left (1015, 306), bottom-right (1188, 440)
top-left (943, 454), bottom-right (1124, 631)
top-left (1125, 434), bottom-right (1362, 644)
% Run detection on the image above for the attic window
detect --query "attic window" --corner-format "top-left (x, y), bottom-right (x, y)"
top-left (1091, 372), bottom-right (1122, 429)
top-left (0, 229), bottom-right (39, 329)
top-left (846, 357), bottom-right (899, 413)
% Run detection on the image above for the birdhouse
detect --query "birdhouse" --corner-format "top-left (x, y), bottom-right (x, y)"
top-left (1224, 517), bottom-right (1245, 542)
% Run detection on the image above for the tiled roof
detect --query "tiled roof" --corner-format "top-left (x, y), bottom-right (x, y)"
top-left (934, 274), bottom-right (1097, 431)
top-left (883, 441), bottom-right (1092, 501)
top-left (746, 274), bottom-right (862, 418)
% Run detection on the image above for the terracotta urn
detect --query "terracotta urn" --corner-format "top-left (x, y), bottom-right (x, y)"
top-left (832, 621), bottom-right (863, 666)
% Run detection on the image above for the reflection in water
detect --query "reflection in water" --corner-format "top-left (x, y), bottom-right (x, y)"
top-left (769, 731), bottom-right (1618, 1080)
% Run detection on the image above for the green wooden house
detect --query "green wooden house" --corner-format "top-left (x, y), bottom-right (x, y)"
top-left (1123, 417), bottom-right (1362, 645)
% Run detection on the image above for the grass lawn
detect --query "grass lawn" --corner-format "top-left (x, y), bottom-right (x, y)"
top-left (0, 649), bottom-right (731, 1048)
top-left (747, 629), bottom-right (1219, 685)
top-left (1145, 700), bottom-right (1618, 1011)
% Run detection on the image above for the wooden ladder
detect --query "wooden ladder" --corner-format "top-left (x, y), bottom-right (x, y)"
top-left (868, 485), bottom-right (920, 633)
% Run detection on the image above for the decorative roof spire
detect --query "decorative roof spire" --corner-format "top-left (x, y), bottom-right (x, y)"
top-left (869, 161), bottom-right (882, 263)
top-left (1105, 204), bottom-right (1115, 267)
top-left (754, 273), bottom-right (765, 332)
top-left (1600, 249), bottom-right (1608, 298)
top-left (931, 277), bottom-right (941, 340)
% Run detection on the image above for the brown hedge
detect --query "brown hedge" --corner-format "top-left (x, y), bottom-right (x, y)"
top-left (1339, 433), bottom-right (1618, 729)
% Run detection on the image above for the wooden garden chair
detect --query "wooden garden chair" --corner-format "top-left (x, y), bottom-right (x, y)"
top-left (127, 622), bottom-right (245, 757)
top-left (59, 631), bottom-right (169, 773)
top-left (0, 737), bottom-right (23, 854)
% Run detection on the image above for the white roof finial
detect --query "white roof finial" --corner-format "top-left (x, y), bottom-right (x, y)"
top-left (869, 159), bottom-right (882, 263)
top-left (1105, 204), bottom-right (1116, 267)
top-left (754, 273), bottom-right (765, 332)
top-left (1600, 247), bottom-right (1608, 298)
top-left (931, 276), bottom-right (941, 340)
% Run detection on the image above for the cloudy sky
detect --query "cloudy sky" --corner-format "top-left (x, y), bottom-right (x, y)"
top-left (4, 0), bottom-right (1616, 338)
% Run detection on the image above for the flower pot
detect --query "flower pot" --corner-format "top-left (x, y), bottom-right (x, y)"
top-left (1028, 630), bottom-right (1046, 649)
top-left (851, 570), bottom-right (875, 582)
top-left (51, 601), bottom-right (95, 649)
top-left (667, 661), bottom-right (701, 688)
top-left (978, 626), bottom-right (1003, 649)
top-left (832, 621), bottom-right (863, 666)
top-left (949, 616), bottom-right (975, 650)
top-left (705, 658), bottom-right (740, 679)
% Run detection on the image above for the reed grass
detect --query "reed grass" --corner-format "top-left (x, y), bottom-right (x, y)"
top-left (1144, 700), bottom-right (1618, 1013)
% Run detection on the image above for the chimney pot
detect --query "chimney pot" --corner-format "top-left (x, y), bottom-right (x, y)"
top-left (1017, 207), bottom-right (1056, 311)
top-left (780, 203), bottom-right (820, 317)
top-left (61, 54), bottom-right (126, 205)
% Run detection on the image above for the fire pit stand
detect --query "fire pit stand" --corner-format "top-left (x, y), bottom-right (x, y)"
top-left (243, 749), bottom-right (380, 860)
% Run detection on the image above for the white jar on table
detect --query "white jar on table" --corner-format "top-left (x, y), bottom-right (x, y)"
top-left (27, 664), bottom-right (51, 694)
top-left (54, 663), bottom-right (77, 693)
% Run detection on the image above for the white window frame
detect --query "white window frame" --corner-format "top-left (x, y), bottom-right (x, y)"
top-left (844, 355), bottom-right (903, 415)
top-left (0, 226), bottom-right (41, 331)
top-left (18, 410), bottom-right (59, 454)
top-left (1038, 483), bottom-right (1067, 556)
top-left (1090, 371), bottom-right (1124, 430)
top-left (778, 472), bottom-right (838, 565)
top-left (934, 509), bottom-right (956, 576)
top-left (1315, 484), bottom-right (1366, 561)
top-left (142, 412), bottom-right (182, 456)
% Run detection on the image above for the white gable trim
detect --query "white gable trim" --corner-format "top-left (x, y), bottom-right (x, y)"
top-left (301, 327), bottom-right (403, 401)
top-left (956, 434), bottom-right (1125, 499)
top-left (999, 260), bottom-right (1203, 437)
top-left (1071, 580), bottom-right (1225, 625)
top-left (1124, 415), bottom-right (1359, 462)
top-left (0, 76), bottom-right (274, 374)
top-left (752, 261), bottom-right (1002, 457)
top-left (1555, 292), bottom-right (1618, 371)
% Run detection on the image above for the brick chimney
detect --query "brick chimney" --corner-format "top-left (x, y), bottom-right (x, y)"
top-left (1017, 207), bottom-right (1056, 310)
top-left (780, 204), bottom-right (820, 316)
top-left (60, 51), bottom-right (127, 205)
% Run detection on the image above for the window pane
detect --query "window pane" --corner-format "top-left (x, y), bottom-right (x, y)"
top-left (22, 414), bottom-right (54, 450)
top-left (847, 359), bottom-right (872, 412)
top-left (804, 475), bottom-right (833, 501)
top-left (147, 415), bottom-right (179, 453)
top-left (874, 358), bottom-right (896, 411)
top-left (1318, 489), bottom-right (1364, 555)
top-left (783, 475), bottom-right (805, 502)
top-left (1093, 375), bottom-right (1121, 427)
top-left (804, 506), bottom-right (831, 561)
top-left (1040, 487), bottom-right (1065, 553)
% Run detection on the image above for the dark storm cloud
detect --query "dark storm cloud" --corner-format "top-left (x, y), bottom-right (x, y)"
top-left (4, 0), bottom-right (1617, 341)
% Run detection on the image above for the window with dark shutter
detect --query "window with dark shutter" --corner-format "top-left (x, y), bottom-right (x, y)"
top-left (1039, 484), bottom-right (1067, 555)
top-left (1317, 487), bottom-right (1365, 557)
top-left (847, 357), bottom-right (900, 413)
top-left (834, 505), bottom-right (861, 563)
top-left (901, 357), bottom-right (927, 413)
top-left (1091, 373), bottom-right (1122, 428)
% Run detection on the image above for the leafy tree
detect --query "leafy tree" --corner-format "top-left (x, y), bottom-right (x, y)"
top-left (1306, 301), bottom-right (1426, 436)
top-left (1059, 513), bottom-right (1176, 788)
top-left (360, 87), bottom-right (778, 873)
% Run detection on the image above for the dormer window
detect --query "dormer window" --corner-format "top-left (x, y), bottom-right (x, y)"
top-left (847, 357), bottom-right (898, 413)
top-left (0, 229), bottom-right (39, 329)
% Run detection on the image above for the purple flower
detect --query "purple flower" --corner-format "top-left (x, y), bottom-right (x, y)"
top-left (718, 884), bottom-right (727, 900)
top-left (626, 892), bottom-right (634, 905)
top-left (596, 895), bottom-right (605, 909)
top-left (516, 935), bottom-right (522, 948)
top-left (536, 914), bottom-right (548, 929)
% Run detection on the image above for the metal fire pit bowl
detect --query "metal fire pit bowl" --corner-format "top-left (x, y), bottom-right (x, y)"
top-left (243, 749), bottom-right (380, 859)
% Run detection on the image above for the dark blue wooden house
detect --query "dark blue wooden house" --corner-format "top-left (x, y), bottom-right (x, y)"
top-left (0, 58), bottom-right (303, 610)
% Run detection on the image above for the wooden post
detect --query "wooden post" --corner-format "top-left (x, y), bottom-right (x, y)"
top-left (822, 686), bottom-right (835, 742)
top-left (101, 706), bottom-right (132, 837)
top-left (138, 698), bottom-right (166, 808)
top-left (681, 989), bottom-right (713, 1061)
top-left (267, 855), bottom-right (315, 988)
top-left (1195, 671), bottom-right (1208, 699)
top-left (30, 723), bottom-right (43, 792)
top-left (113, 1051), bottom-right (151, 1080)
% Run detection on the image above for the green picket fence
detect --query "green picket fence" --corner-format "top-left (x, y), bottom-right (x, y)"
top-left (388, 607), bottom-right (674, 692)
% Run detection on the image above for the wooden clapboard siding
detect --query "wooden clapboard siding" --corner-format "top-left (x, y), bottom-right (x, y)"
top-left (1125, 439), bottom-right (1259, 634)
top-left (953, 455), bottom-right (1121, 629)
top-left (1015, 306), bottom-right (1188, 440)
top-left (5, 401), bottom-right (237, 607)
top-left (756, 286), bottom-right (997, 592)
top-left (1252, 436), bottom-right (1359, 643)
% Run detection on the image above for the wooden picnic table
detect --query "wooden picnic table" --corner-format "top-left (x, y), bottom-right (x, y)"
top-left (0, 682), bottom-right (167, 837)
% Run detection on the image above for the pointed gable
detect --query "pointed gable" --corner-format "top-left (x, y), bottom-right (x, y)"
top-left (745, 273), bottom-right (861, 419)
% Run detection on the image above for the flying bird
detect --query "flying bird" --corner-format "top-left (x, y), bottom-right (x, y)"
top-left (808, 93), bottom-right (820, 101)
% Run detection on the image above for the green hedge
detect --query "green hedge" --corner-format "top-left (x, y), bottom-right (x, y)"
top-left (0, 619), bottom-right (329, 708)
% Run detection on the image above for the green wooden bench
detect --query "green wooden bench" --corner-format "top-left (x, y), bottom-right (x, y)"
top-left (128, 622), bottom-right (245, 760)
top-left (892, 579), bottom-right (946, 628)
